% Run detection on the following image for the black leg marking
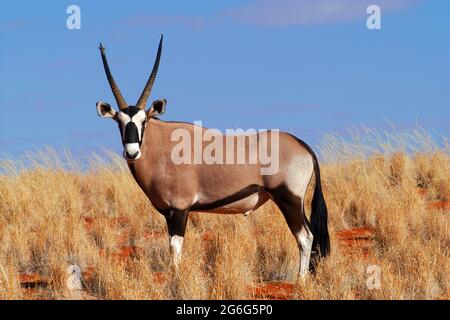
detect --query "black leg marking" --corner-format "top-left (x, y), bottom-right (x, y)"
top-left (164, 208), bottom-right (189, 237)
top-left (268, 184), bottom-right (310, 230)
top-left (269, 184), bottom-right (313, 279)
top-left (164, 208), bottom-right (190, 267)
top-left (191, 184), bottom-right (265, 211)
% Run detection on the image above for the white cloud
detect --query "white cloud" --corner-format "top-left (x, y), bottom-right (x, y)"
top-left (224, 0), bottom-right (421, 27)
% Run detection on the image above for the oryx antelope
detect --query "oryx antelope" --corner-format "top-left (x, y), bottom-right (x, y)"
top-left (96, 35), bottom-right (330, 279)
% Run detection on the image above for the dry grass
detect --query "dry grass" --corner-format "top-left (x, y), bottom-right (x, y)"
top-left (0, 128), bottom-right (448, 300)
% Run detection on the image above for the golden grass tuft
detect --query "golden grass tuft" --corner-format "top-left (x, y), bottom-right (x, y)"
top-left (0, 128), bottom-right (448, 299)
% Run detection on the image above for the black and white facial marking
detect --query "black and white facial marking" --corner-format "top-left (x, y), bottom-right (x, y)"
top-left (116, 106), bottom-right (147, 160)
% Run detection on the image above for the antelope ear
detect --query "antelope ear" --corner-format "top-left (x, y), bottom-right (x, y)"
top-left (147, 99), bottom-right (166, 118)
top-left (96, 101), bottom-right (116, 118)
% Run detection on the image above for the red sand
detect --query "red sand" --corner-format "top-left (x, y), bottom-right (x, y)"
top-left (336, 226), bottom-right (376, 259)
top-left (427, 201), bottom-right (450, 210)
top-left (83, 216), bottom-right (95, 231)
top-left (336, 226), bottom-right (376, 240)
top-left (201, 231), bottom-right (214, 242)
top-left (82, 265), bottom-right (96, 284)
top-left (152, 272), bottom-right (167, 285)
top-left (100, 246), bottom-right (143, 263)
top-left (110, 216), bottom-right (131, 227)
top-left (143, 230), bottom-right (166, 239)
top-left (98, 245), bottom-right (142, 262)
top-left (415, 187), bottom-right (450, 210)
top-left (250, 281), bottom-right (295, 300)
top-left (19, 273), bottom-right (49, 288)
top-left (416, 187), bottom-right (428, 198)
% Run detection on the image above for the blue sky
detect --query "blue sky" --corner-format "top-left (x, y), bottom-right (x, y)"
top-left (0, 0), bottom-right (449, 157)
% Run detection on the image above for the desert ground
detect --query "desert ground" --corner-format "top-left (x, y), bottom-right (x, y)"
top-left (0, 127), bottom-right (448, 300)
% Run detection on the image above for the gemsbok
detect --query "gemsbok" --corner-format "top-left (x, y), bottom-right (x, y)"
top-left (96, 35), bottom-right (330, 279)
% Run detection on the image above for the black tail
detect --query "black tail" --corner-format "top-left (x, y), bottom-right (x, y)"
top-left (309, 156), bottom-right (330, 272)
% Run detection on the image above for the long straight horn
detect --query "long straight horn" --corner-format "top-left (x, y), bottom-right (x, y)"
top-left (136, 34), bottom-right (163, 110)
top-left (99, 43), bottom-right (127, 110)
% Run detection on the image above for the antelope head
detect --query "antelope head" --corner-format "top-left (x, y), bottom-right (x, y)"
top-left (96, 35), bottom-right (167, 161)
